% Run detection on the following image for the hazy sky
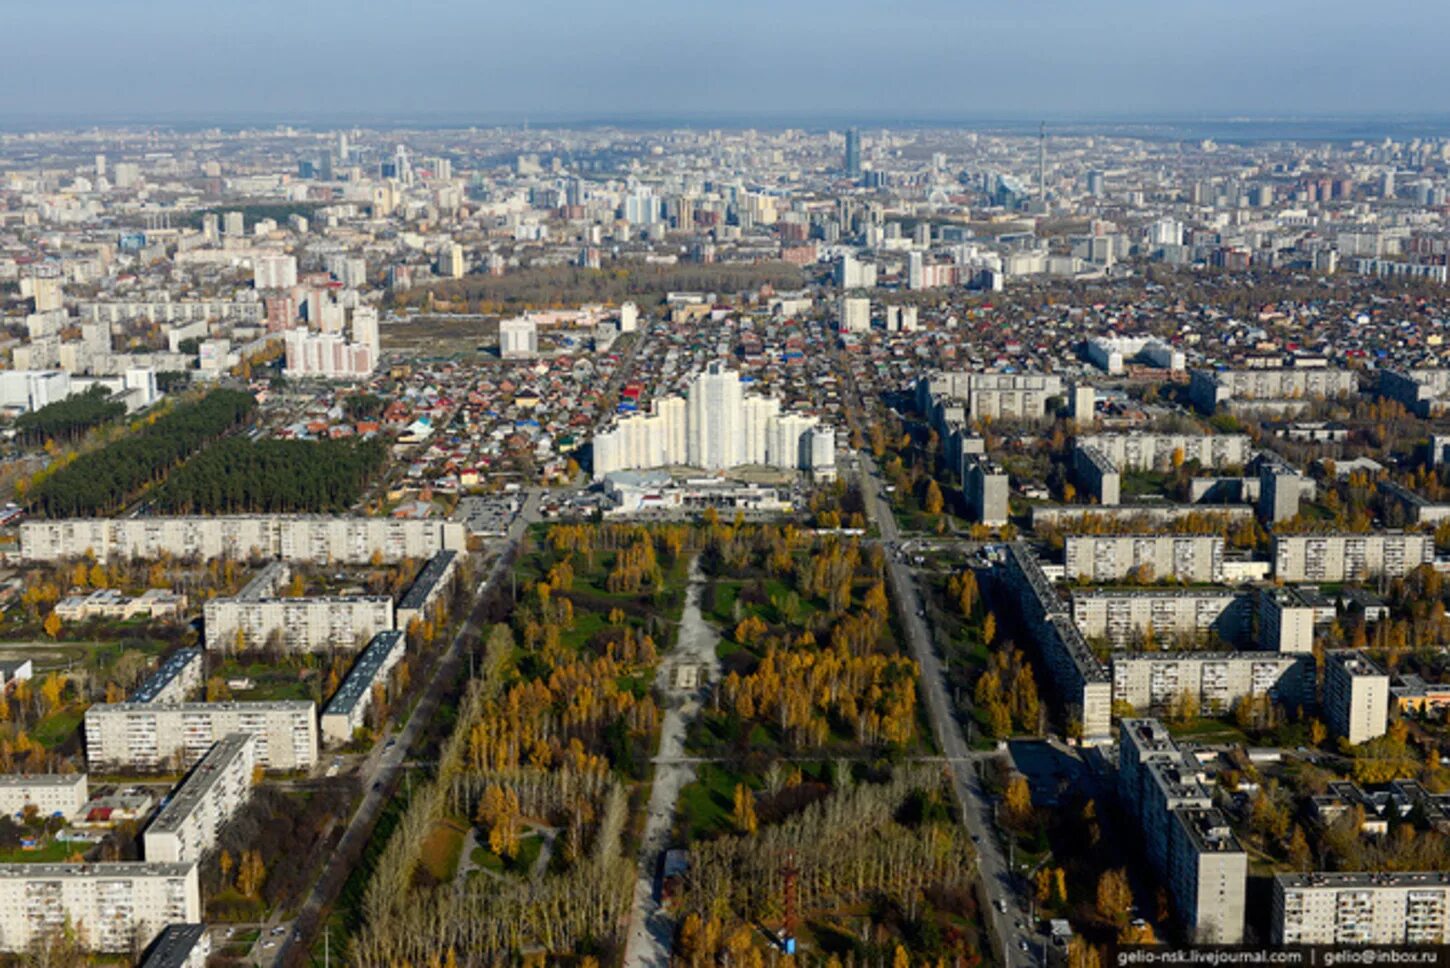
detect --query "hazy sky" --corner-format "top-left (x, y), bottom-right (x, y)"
top-left (4, 0), bottom-right (1447, 124)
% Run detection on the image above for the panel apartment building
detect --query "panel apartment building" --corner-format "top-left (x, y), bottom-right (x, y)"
top-left (1190, 368), bottom-right (1358, 414)
top-left (1119, 719), bottom-right (1247, 943)
top-left (20, 516), bottom-right (466, 565)
top-left (202, 561), bottom-right (394, 653)
top-left (1272, 872), bottom-right (1450, 944)
top-left (999, 544), bottom-right (1113, 742)
top-left (142, 733), bottom-right (257, 864)
top-left (0, 861), bottom-right (199, 953)
top-left (130, 648), bottom-right (203, 704)
top-left (1064, 534), bottom-right (1225, 584)
top-left (320, 630), bottom-right (406, 745)
top-left (0, 774), bottom-right (88, 820)
top-left (1073, 433), bottom-right (1253, 472)
top-left (84, 702), bottom-right (318, 772)
top-left (916, 370), bottom-right (1066, 425)
top-left (1325, 650), bottom-right (1390, 745)
top-left (1111, 652), bottom-right (1310, 714)
top-left (1271, 532), bottom-right (1434, 582)
top-left (1071, 589), bottom-right (1251, 649)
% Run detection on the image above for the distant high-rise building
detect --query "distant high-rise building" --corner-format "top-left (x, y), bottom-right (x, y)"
top-left (844, 128), bottom-right (862, 178)
top-left (1086, 169), bottom-right (1104, 197)
top-left (222, 211), bottom-right (245, 237)
top-left (439, 242), bottom-right (466, 279)
top-left (499, 317), bottom-right (538, 359)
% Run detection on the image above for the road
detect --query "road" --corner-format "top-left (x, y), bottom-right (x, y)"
top-left (622, 557), bottom-right (721, 968)
top-left (856, 454), bottom-right (1038, 968)
top-left (271, 489), bottom-right (541, 968)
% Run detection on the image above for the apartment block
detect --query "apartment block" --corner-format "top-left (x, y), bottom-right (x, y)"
top-left (964, 457), bottom-right (1009, 526)
top-left (1272, 532), bottom-right (1434, 582)
top-left (1256, 453), bottom-right (1311, 524)
top-left (1378, 368), bottom-right (1450, 418)
top-left (142, 733), bottom-right (257, 864)
top-left (1378, 479), bottom-right (1450, 525)
top-left (1072, 444), bottom-right (1121, 506)
top-left (999, 544), bottom-right (1113, 742)
top-left (0, 861), bottom-right (199, 953)
top-left (20, 516), bottom-right (465, 565)
top-left (1258, 587), bottom-right (1323, 653)
top-left (1118, 719), bottom-right (1246, 943)
top-left (1071, 589), bottom-right (1250, 648)
top-left (203, 591), bottom-right (393, 653)
top-left (1190, 368), bottom-right (1358, 413)
top-left (1074, 433), bottom-right (1252, 472)
top-left (320, 630), bottom-right (406, 745)
top-left (916, 371), bottom-right (1065, 424)
top-left (130, 648), bottom-right (204, 704)
top-left (395, 550), bottom-right (459, 631)
top-left (0, 774), bottom-right (88, 820)
top-left (1064, 534), bottom-right (1224, 584)
top-left (84, 702), bottom-right (318, 772)
top-left (1325, 650), bottom-right (1390, 745)
top-left (1111, 651), bottom-right (1310, 715)
top-left (1273, 872), bottom-right (1450, 944)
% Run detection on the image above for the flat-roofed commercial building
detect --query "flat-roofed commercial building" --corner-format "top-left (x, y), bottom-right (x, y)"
top-left (20, 516), bottom-right (465, 565)
top-left (1272, 532), bottom-right (1433, 582)
top-left (84, 702), bottom-right (317, 772)
top-left (1119, 719), bottom-right (1246, 943)
top-left (0, 861), bottom-right (199, 953)
top-left (1064, 534), bottom-right (1224, 584)
top-left (143, 733), bottom-right (256, 864)
top-left (0, 774), bottom-right (88, 820)
top-left (320, 631), bottom-right (406, 745)
top-left (1272, 871), bottom-right (1450, 945)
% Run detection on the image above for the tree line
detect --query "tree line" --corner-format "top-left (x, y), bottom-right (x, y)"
top-left (29, 389), bottom-right (255, 516)
top-left (154, 437), bottom-right (387, 513)
top-left (13, 386), bottom-right (125, 445)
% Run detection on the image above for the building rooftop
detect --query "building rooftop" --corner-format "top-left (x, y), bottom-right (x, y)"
top-left (146, 733), bottom-right (253, 835)
top-left (0, 773), bottom-right (86, 789)
top-left (131, 647), bottom-right (202, 703)
top-left (397, 549), bottom-right (458, 611)
top-left (0, 861), bottom-right (195, 878)
top-left (323, 630), bottom-right (405, 718)
top-left (1276, 871), bottom-right (1450, 889)
top-left (140, 922), bottom-right (208, 968)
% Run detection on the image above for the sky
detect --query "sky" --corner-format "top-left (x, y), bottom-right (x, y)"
top-left (2, 0), bottom-right (1448, 126)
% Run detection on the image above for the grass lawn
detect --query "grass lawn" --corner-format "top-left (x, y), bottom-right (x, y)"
top-left (676, 762), bottom-right (749, 842)
top-left (469, 829), bottom-right (543, 877)
top-left (418, 816), bottom-right (468, 883)
top-left (33, 706), bottom-right (85, 749)
top-left (1167, 717), bottom-right (1250, 745)
top-left (0, 839), bottom-right (85, 863)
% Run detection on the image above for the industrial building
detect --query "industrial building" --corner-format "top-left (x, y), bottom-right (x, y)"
top-left (320, 630), bottom-right (406, 745)
top-left (1271, 532), bottom-right (1434, 582)
top-left (1064, 534), bottom-right (1225, 584)
top-left (1118, 719), bottom-right (1247, 943)
top-left (130, 648), bottom-right (204, 704)
top-left (20, 516), bottom-right (465, 565)
top-left (1272, 871), bottom-right (1450, 944)
top-left (1325, 650), bottom-right (1390, 745)
top-left (84, 701), bottom-right (318, 772)
top-left (0, 861), bottom-right (199, 953)
top-left (142, 733), bottom-right (257, 864)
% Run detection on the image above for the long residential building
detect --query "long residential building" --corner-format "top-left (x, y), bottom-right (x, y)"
top-left (395, 550), bottom-right (459, 631)
top-left (1378, 368), bottom-right (1450, 418)
top-left (1271, 532), bottom-right (1434, 582)
top-left (1119, 719), bottom-right (1247, 943)
top-left (142, 733), bottom-right (257, 864)
top-left (916, 370), bottom-right (1065, 424)
top-left (84, 702), bottom-right (318, 772)
top-left (20, 516), bottom-right (466, 565)
top-left (140, 922), bottom-right (211, 968)
top-left (0, 861), bottom-right (199, 953)
top-left (1189, 368), bottom-right (1358, 413)
top-left (1111, 651), bottom-right (1310, 714)
top-left (1272, 871), bottom-right (1450, 945)
top-left (1064, 534), bottom-right (1225, 584)
top-left (320, 630), bottom-right (406, 745)
top-left (999, 544), bottom-right (1113, 742)
top-left (592, 362), bottom-right (835, 479)
top-left (1073, 433), bottom-right (1252, 472)
top-left (203, 593), bottom-right (393, 653)
top-left (130, 648), bottom-right (204, 704)
top-left (1071, 589), bottom-right (1251, 648)
top-left (0, 774), bottom-right (89, 820)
